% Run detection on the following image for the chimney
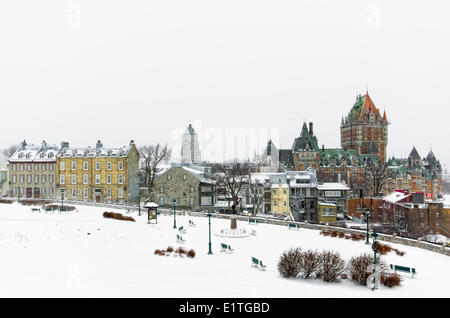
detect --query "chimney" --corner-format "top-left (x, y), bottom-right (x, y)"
top-left (309, 122), bottom-right (313, 136)
top-left (96, 140), bottom-right (103, 149)
top-left (60, 141), bottom-right (69, 149)
top-left (412, 192), bottom-right (425, 204)
top-left (359, 188), bottom-right (363, 199)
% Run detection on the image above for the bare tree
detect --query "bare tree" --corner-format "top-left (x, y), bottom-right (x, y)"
top-left (362, 160), bottom-right (396, 197)
top-left (2, 144), bottom-right (18, 160)
top-left (138, 144), bottom-right (172, 202)
top-left (213, 162), bottom-right (249, 213)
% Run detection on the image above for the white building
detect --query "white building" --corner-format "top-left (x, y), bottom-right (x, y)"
top-left (180, 124), bottom-right (201, 164)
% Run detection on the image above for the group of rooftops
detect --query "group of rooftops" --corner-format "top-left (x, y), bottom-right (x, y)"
top-left (9, 139), bottom-right (136, 162)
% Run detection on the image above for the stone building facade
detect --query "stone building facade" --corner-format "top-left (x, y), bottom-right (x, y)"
top-left (8, 140), bottom-right (59, 199)
top-left (153, 166), bottom-right (215, 210)
top-left (56, 140), bottom-right (140, 204)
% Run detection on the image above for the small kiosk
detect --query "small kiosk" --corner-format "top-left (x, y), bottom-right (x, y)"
top-left (144, 201), bottom-right (159, 224)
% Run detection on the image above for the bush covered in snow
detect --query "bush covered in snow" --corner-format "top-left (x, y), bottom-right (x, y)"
top-left (381, 273), bottom-right (402, 288)
top-left (298, 249), bottom-right (321, 279)
top-left (278, 248), bottom-right (303, 278)
top-left (316, 250), bottom-right (346, 283)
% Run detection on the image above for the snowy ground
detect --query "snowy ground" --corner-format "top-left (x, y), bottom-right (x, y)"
top-left (0, 203), bottom-right (449, 298)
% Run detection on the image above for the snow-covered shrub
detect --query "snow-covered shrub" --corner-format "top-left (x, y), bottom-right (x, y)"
top-left (337, 232), bottom-right (345, 238)
top-left (372, 242), bottom-right (392, 255)
top-left (316, 250), bottom-right (346, 283)
top-left (166, 246), bottom-right (174, 253)
top-left (344, 235), bottom-right (352, 240)
top-left (320, 230), bottom-right (330, 236)
top-left (347, 253), bottom-right (375, 285)
top-left (187, 249), bottom-right (196, 258)
top-left (381, 273), bottom-right (402, 288)
top-left (154, 249), bottom-right (165, 256)
top-left (176, 247), bottom-right (187, 255)
top-left (278, 248), bottom-right (303, 278)
top-left (330, 231), bottom-right (338, 237)
top-left (347, 253), bottom-right (389, 286)
top-left (298, 249), bottom-right (321, 279)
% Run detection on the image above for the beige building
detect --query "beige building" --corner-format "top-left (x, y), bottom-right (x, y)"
top-left (56, 140), bottom-right (140, 204)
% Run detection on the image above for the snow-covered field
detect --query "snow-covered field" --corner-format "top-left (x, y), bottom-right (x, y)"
top-left (0, 203), bottom-right (449, 298)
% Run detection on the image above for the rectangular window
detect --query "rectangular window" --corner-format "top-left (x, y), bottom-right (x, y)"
top-left (95, 162), bottom-right (100, 170)
top-left (107, 174), bottom-right (112, 184)
top-left (106, 188), bottom-right (112, 199)
top-left (118, 188), bottom-right (124, 199)
top-left (107, 162), bottom-right (112, 171)
top-left (19, 175), bottom-right (24, 183)
top-left (118, 174), bottom-right (123, 184)
top-left (34, 175), bottom-right (39, 184)
top-left (49, 187), bottom-right (53, 195)
top-left (12, 175), bottom-right (17, 183)
top-left (72, 162), bottom-right (76, 170)
top-left (83, 188), bottom-right (88, 199)
top-left (60, 175), bottom-right (65, 185)
top-left (83, 162), bottom-right (88, 170)
top-left (72, 188), bottom-right (76, 199)
top-left (95, 175), bottom-right (100, 184)
top-left (27, 175), bottom-right (32, 183)
top-left (273, 190), bottom-right (277, 195)
top-left (20, 164), bottom-right (24, 171)
top-left (190, 186), bottom-right (195, 193)
top-left (160, 186), bottom-right (164, 193)
top-left (49, 164), bottom-right (54, 171)
top-left (167, 174), bottom-right (172, 180)
top-left (27, 164), bottom-right (32, 171)
top-left (60, 162), bottom-right (65, 171)
top-left (42, 187), bottom-right (46, 195)
top-left (273, 201), bottom-right (277, 206)
top-left (42, 164), bottom-right (46, 171)
top-left (118, 162), bottom-right (123, 170)
top-left (34, 164), bottom-right (39, 171)
top-left (71, 174), bottom-right (76, 185)
top-left (83, 174), bottom-right (88, 185)
top-left (284, 201), bottom-right (287, 206)
top-left (13, 187), bottom-right (17, 195)
top-left (13, 164), bottom-right (17, 171)
top-left (190, 196), bottom-right (195, 206)
top-left (49, 175), bottom-right (54, 183)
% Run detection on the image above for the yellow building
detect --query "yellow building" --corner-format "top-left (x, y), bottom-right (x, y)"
top-left (317, 202), bottom-right (337, 224)
top-left (271, 184), bottom-right (290, 216)
top-left (56, 140), bottom-right (139, 204)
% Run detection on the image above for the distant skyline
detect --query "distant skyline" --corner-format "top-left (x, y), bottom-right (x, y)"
top-left (0, 1), bottom-right (448, 171)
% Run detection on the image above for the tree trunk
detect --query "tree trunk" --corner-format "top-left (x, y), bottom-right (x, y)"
top-left (230, 218), bottom-right (237, 230)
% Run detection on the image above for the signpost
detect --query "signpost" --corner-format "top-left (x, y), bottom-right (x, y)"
top-left (144, 201), bottom-right (159, 224)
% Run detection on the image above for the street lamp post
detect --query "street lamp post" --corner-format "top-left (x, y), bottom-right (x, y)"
top-left (138, 193), bottom-right (141, 216)
top-left (371, 231), bottom-right (379, 291)
top-left (173, 199), bottom-right (177, 229)
top-left (207, 210), bottom-right (213, 255)
top-left (60, 190), bottom-right (64, 208)
top-left (365, 209), bottom-right (371, 245)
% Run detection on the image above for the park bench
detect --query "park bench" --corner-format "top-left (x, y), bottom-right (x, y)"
top-left (220, 243), bottom-right (234, 253)
top-left (288, 223), bottom-right (299, 230)
top-left (189, 220), bottom-right (196, 227)
top-left (59, 207), bottom-right (69, 212)
top-left (251, 257), bottom-right (267, 271)
top-left (390, 264), bottom-right (416, 277)
top-left (31, 208), bottom-right (41, 213)
top-left (248, 219), bottom-right (257, 225)
top-left (177, 234), bottom-right (185, 243)
top-left (179, 226), bottom-right (187, 234)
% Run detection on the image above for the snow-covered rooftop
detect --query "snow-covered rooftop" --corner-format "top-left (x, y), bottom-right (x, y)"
top-left (317, 183), bottom-right (350, 190)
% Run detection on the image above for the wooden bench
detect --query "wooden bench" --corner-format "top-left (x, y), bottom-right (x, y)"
top-left (248, 219), bottom-right (257, 225)
top-left (390, 264), bottom-right (416, 277)
top-left (220, 243), bottom-right (234, 253)
top-left (251, 257), bottom-right (267, 271)
top-left (31, 208), bottom-right (41, 213)
top-left (189, 220), bottom-right (196, 227)
top-left (288, 223), bottom-right (299, 230)
top-left (177, 234), bottom-right (185, 243)
top-left (178, 226), bottom-right (186, 234)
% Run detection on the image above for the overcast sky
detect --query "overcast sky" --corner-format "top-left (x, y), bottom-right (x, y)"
top-left (0, 1), bottom-right (448, 170)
